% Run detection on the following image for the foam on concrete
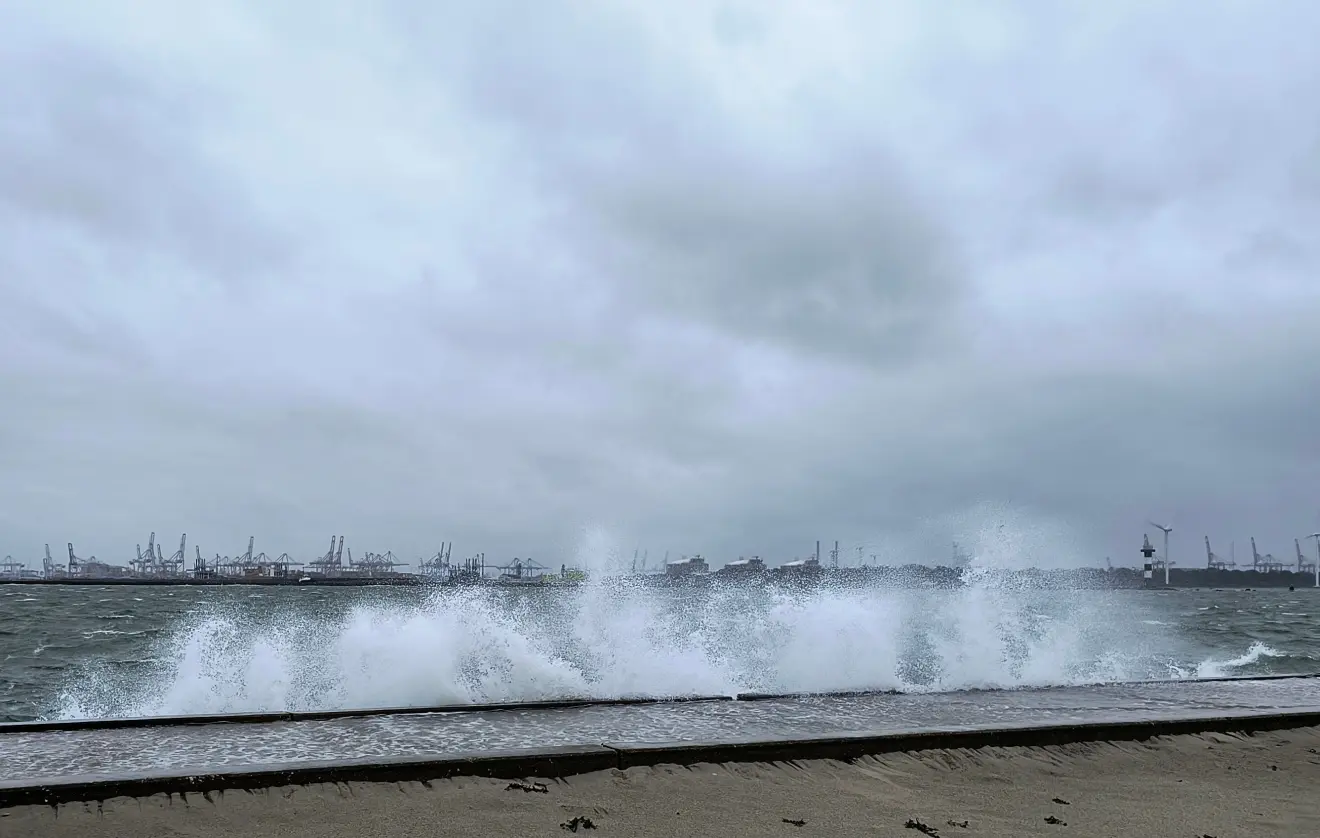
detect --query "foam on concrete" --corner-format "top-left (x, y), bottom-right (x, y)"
top-left (732, 671), bottom-right (1320, 701)
top-left (5, 672), bottom-right (1314, 733)
top-left (0, 694), bottom-right (733, 734)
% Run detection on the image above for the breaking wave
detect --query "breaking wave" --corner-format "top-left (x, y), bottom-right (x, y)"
top-left (47, 570), bottom-right (1266, 720)
top-left (1189, 642), bottom-right (1286, 679)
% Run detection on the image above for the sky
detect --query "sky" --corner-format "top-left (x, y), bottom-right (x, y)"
top-left (1, 0), bottom-right (1318, 572)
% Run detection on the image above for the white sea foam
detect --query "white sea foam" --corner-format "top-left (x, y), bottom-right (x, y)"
top-left (51, 573), bottom-right (1229, 720)
top-left (1189, 642), bottom-right (1284, 679)
top-left (47, 524), bottom-right (1288, 721)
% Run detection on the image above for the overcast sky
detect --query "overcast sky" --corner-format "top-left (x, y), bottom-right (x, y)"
top-left (1, 1), bottom-right (1318, 571)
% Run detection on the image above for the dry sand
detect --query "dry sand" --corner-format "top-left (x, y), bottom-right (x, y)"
top-left (7, 727), bottom-right (1320, 837)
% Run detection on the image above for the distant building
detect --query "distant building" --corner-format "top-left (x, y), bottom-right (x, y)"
top-left (718, 556), bottom-right (766, 575)
top-left (665, 555), bottom-right (710, 577)
top-left (777, 555), bottom-right (821, 575)
top-left (73, 560), bottom-right (131, 578)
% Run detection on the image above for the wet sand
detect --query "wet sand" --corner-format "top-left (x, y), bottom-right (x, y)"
top-left (7, 727), bottom-right (1320, 837)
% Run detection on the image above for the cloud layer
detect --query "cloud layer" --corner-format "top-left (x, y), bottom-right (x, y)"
top-left (2, 1), bottom-right (1318, 570)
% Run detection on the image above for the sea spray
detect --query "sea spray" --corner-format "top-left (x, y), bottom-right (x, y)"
top-left (1190, 642), bottom-right (1285, 679)
top-left (50, 566), bottom-right (1201, 720)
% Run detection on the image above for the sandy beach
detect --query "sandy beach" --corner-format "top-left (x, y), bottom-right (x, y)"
top-left (7, 726), bottom-right (1319, 837)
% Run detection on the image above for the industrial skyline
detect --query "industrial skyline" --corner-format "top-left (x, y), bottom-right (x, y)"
top-left (4, 525), bottom-right (1319, 582)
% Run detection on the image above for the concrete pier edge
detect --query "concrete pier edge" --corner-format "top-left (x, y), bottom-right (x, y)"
top-left (4, 708), bottom-right (1320, 809)
top-left (4, 672), bottom-right (1316, 734)
top-left (731, 671), bottom-right (1320, 702)
top-left (0, 694), bottom-right (734, 734)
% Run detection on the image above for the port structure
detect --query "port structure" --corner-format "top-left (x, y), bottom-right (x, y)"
top-left (450, 552), bottom-right (487, 583)
top-left (131, 532), bottom-right (159, 576)
top-left (1295, 538), bottom-right (1317, 576)
top-left (131, 533), bottom-right (188, 577)
top-left (0, 555), bottom-right (25, 578)
top-left (41, 544), bottom-right (58, 578)
top-left (218, 537), bottom-right (303, 579)
top-left (6, 532), bottom-right (432, 583)
top-left (0, 534), bottom-right (1054, 584)
top-left (10, 528), bottom-right (1320, 588)
top-left (497, 556), bottom-right (548, 583)
top-left (168, 534), bottom-right (187, 575)
top-left (1251, 537), bottom-right (1288, 573)
top-left (1205, 536), bottom-right (1235, 570)
top-left (628, 548), bottom-right (652, 574)
top-left (418, 542), bottom-right (454, 577)
top-left (306, 535), bottom-right (345, 576)
top-left (63, 542), bottom-right (123, 578)
top-left (351, 549), bottom-right (407, 577)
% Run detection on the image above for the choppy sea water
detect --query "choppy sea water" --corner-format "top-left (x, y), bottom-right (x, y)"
top-left (3, 576), bottom-right (1317, 724)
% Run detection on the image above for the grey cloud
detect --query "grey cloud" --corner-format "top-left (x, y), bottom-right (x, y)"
top-left (0, 25), bottom-right (291, 284)
top-left (385, 1), bottom-right (968, 366)
top-left (2, 1), bottom-right (1319, 571)
top-left (582, 148), bottom-right (966, 366)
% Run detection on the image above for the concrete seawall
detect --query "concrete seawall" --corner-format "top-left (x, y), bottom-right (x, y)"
top-left (6, 708), bottom-right (1320, 809)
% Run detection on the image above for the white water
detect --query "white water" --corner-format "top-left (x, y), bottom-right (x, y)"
top-left (1190, 642), bottom-right (1285, 679)
top-left (50, 569), bottom-right (1265, 720)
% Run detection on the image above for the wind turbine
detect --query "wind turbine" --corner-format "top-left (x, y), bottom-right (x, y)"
top-left (1308, 533), bottom-right (1320, 588)
top-left (1149, 521), bottom-right (1172, 587)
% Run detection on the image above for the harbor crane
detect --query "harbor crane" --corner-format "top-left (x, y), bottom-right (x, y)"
top-left (1205, 536), bottom-right (1234, 570)
top-left (133, 531), bottom-right (161, 575)
top-left (1295, 538), bottom-right (1315, 574)
top-left (1251, 537), bottom-right (1287, 573)
top-left (41, 544), bottom-right (58, 578)
top-left (307, 535), bottom-right (345, 576)
top-left (168, 534), bottom-right (187, 576)
top-left (419, 542), bottom-right (454, 577)
top-left (354, 550), bottom-right (406, 576)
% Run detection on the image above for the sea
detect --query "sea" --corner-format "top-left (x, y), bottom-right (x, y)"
top-left (3, 574), bottom-right (1318, 724)
top-left (5, 574), bottom-right (1320, 782)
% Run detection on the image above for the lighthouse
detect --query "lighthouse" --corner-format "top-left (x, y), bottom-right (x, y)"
top-left (1141, 534), bottom-right (1156, 587)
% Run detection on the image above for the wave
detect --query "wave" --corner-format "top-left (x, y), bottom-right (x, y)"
top-left (1188, 642), bottom-right (1286, 679)
top-left (47, 569), bottom-right (1279, 720)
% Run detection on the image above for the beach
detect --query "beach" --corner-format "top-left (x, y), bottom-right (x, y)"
top-left (7, 726), bottom-right (1319, 837)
